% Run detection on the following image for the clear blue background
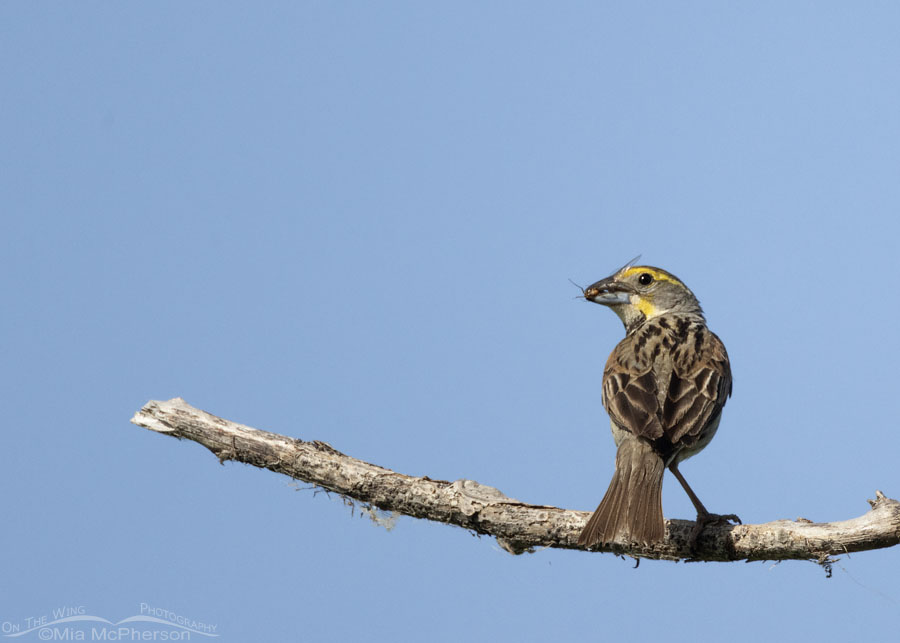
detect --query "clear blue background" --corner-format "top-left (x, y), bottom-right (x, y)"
top-left (3, 3), bottom-right (899, 641)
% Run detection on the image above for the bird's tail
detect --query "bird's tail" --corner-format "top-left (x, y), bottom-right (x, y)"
top-left (577, 438), bottom-right (665, 547)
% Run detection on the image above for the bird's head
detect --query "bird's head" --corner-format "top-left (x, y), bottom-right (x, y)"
top-left (583, 260), bottom-right (703, 332)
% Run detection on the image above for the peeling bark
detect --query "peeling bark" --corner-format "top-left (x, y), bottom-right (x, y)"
top-left (131, 398), bottom-right (900, 562)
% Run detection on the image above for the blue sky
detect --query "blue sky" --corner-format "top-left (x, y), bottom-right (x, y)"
top-left (2, 3), bottom-right (899, 641)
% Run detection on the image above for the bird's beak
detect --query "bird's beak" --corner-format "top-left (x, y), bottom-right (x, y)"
top-left (584, 276), bottom-right (633, 306)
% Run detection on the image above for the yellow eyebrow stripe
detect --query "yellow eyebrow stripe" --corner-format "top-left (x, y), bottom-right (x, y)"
top-left (619, 266), bottom-right (685, 288)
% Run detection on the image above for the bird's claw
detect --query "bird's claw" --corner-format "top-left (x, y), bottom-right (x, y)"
top-left (688, 512), bottom-right (741, 552)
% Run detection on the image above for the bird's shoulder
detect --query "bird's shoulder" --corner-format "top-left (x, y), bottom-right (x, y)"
top-left (601, 315), bottom-right (732, 441)
top-left (604, 315), bottom-right (707, 370)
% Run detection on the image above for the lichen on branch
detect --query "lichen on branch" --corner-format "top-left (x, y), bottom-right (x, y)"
top-left (131, 398), bottom-right (900, 562)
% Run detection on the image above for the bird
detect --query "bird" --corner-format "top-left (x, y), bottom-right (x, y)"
top-left (577, 258), bottom-right (739, 549)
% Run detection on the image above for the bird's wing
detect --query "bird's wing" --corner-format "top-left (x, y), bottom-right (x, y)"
top-left (662, 329), bottom-right (732, 445)
top-left (602, 343), bottom-right (665, 441)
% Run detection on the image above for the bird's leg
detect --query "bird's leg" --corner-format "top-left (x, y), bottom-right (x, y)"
top-left (668, 462), bottom-right (740, 549)
top-left (668, 462), bottom-right (711, 516)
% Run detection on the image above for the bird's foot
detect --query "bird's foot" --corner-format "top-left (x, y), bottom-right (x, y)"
top-left (689, 512), bottom-right (741, 552)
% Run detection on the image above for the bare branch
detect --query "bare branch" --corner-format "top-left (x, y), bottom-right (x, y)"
top-left (130, 398), bottom-right (900, 562)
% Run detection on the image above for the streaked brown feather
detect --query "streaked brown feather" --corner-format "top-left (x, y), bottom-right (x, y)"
top-left (602, 314), bottom-right (731, 456)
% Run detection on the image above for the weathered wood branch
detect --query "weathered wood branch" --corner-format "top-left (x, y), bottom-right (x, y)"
top-left (131, 398), bottom-right (900, 562)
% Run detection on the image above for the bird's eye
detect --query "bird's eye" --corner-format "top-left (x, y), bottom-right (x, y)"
top-left (638, 273), bottom-right (653, 286)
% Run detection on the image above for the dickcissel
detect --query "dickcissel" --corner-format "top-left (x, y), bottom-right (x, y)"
top-left (577, 259), bottom-right (738, 548)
